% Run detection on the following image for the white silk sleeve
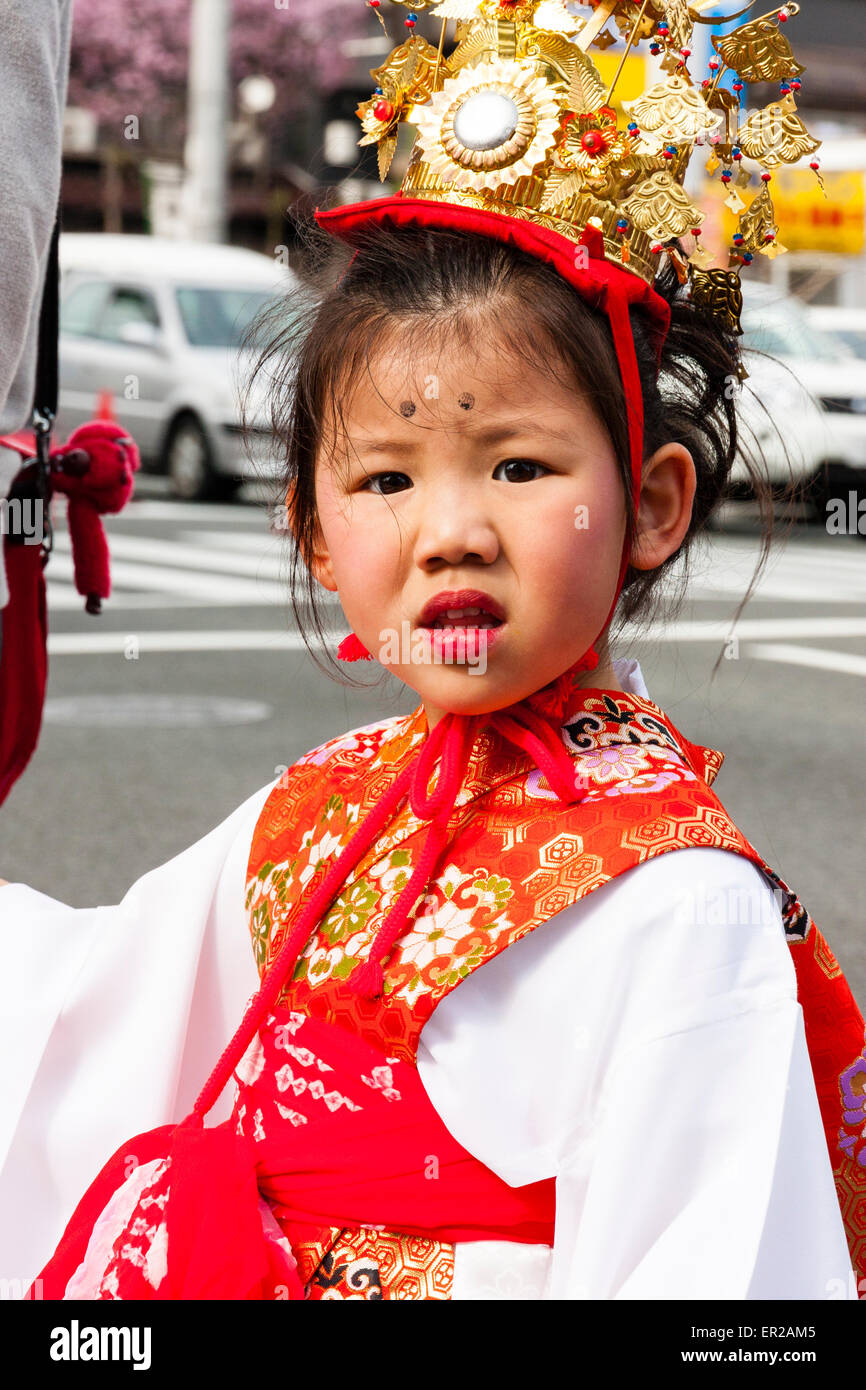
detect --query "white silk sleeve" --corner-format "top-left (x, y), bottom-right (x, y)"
top-left (0, 780), bottom-right (272, 1290)
top-left (550, 994), bottom-right (852, 1299)
top-left (416, 848), bottom-right (856, 1300)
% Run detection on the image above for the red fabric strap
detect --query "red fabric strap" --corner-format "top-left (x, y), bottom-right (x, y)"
top-left (316, 196), bottom-right (671, 362)
top-left (0, 541), bottom-right (48, 806)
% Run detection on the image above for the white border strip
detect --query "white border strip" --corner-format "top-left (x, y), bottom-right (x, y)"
top-left (746, 644), bottom-right (866, 678)
top-left (45, 616), bottom-right (866, 657)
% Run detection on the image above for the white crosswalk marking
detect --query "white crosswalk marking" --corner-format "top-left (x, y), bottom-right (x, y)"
top-left (180, 528), bottom-right (287, 555)
top-left (41, 509), bottom-right (865, 613)
top-left (95, 532), bottom-right (286, 579)
top-left (46, 616), bottom-right (866, 657)
top-left (679, 536), bottom-right (866, 604)
top-left (45, 523), bottom-right (340, 609)
top-left (47, 545), bottom-right (286, 606)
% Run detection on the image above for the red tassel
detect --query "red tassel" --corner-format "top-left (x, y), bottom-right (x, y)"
top-left (351, 957), bottom-right (385, 999)
top-left (337, 632), bottom-right (373, 662)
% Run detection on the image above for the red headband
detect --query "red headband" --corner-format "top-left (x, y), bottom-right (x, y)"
top-left (314, 194), bottom-right (673, 671)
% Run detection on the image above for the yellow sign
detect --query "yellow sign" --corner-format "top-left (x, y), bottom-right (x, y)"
top-left (771, 169), bottom-right (865, 255)
top-left (711, 169), bottom-right (865, 257)
top-left (591, 52), bottom-right (647, 117)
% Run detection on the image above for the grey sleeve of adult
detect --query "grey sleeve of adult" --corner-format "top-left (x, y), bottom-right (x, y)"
top-left (0, 0), bottom-right (73, 436)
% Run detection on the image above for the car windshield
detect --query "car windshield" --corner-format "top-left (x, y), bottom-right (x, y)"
top-left (833, 327), bottom-right (866, 360)
top-left (174, 285), bottom-right (275, 348)
top-left (741, 297), bottom-right (855, 362)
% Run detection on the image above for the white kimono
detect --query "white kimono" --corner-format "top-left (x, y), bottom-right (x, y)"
top-left (0, 660), bottom-right (856, 1299)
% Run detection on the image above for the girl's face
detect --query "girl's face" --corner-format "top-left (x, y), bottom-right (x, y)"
top-left (310, 332), bottom-right (628, 726)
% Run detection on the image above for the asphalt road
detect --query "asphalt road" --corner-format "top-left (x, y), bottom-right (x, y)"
top-left (3, 482), bottom-right (865, 1008)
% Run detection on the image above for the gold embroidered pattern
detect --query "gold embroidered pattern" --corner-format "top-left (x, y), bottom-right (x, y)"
top-left (299, 1227), bottom-right (454, 1301)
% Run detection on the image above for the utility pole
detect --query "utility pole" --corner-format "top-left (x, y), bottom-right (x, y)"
top-left (183, 0), bottom-right (230, 242)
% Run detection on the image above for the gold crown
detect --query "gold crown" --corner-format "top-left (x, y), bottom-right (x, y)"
top-left (355, 0), bottom-right (823, 331)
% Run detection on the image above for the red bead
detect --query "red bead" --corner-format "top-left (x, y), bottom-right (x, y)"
top-left (761, 171), bottom-right (772, 182)
top-left (680, 48), bottom-right (691, 58)
top-left (691, 227), bottom-right (702, 237)
top-left (581, 130), bottom-right (607, 155)
top-left (810, 160), bottom-right (820, 170)
top-left (778, 8), bottom-right (788, 19)
top-left (405, 16), bottom-right (415, 25)
top-left (368, 0), bottom-right (380, 6)
top-left (651, 242), bottom-right (663, 254)
top-left (373, 99), bottom-right (394, 121)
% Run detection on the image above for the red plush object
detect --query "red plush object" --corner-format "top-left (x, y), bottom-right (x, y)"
top-left (0, 419), bottom-right (140, 805)
top-left (49, 420), bottom-right (140, 614)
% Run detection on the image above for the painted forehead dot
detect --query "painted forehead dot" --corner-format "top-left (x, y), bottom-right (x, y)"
top-left (399, 400), bottom-right (416, 418)
top-left (458, 393), bottom-right (475, 411)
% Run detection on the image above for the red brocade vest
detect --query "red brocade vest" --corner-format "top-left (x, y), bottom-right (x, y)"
top-left (36, 687), bottom-right (866, 1301)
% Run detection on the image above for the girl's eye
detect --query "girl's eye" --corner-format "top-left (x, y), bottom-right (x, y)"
top-left (494, 457), bottom-right (548, 484)
top-left (493, 458), bottom-right (549, 483)
top-left (360, 471), bottom-right (412, 495)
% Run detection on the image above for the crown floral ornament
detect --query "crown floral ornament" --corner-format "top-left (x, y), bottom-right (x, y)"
top-left (354, 0), bottom-right (822, 330)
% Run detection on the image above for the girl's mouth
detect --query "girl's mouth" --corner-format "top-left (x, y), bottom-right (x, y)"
top-left (427, 606), bottom-right (503, 631)
top-left (415, 592), bottom-right (506, 661)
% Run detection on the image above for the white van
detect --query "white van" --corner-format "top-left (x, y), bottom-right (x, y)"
top-left (57, 234), bottom-right (300, 500)
top-left (733, 281), bottom-right (866, 509)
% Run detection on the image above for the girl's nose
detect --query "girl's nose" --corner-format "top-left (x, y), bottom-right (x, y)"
top-left (412, 499), bottom-right (500, 569)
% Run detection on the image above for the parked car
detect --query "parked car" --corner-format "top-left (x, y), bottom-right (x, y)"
top-left (57, 234), bottom-right (301, 500)
top-left (731, 281), bottom-right (866, 513)
top-left (807, 305), bottom-right (866, 362)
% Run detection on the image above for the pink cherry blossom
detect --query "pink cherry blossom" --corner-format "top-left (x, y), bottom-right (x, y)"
top-left (68, 0), bottom-right (368, 147)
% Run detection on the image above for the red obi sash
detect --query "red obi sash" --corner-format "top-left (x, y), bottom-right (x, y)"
top-left (35, 1010), bottom-right (554, 1300)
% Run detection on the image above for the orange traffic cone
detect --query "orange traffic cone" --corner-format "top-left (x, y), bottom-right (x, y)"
top-left (95, 389), bottom-right (115, 422)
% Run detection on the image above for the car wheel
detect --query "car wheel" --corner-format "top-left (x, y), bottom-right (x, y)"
top-left (165, 415), bottom-right (240, 502)
top-left (804, 462), bottom-right (866, 531)
top-left (798, 463), bottom-right (828, 527)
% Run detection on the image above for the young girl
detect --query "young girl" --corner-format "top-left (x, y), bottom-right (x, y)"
top-left (3, 2), bottom-right (865, 1302)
